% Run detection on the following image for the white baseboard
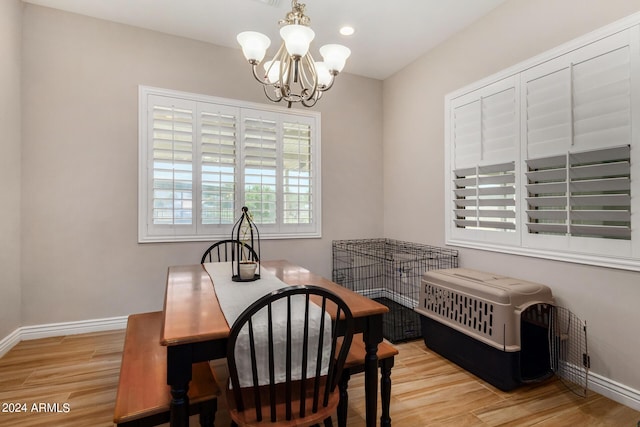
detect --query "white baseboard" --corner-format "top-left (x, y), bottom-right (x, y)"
top-left (0, 328), bottom-right (21, 358)
top-left (0, 315), bottom-right (128, 358)
top-left (589, 371), bottom-right (640, 412)
top-left (19, 315), bottom-right (128, 341)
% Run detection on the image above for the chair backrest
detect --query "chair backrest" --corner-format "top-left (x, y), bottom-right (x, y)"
top-left (200, 239), bottom-right (259, 264)
top-left (226, 285), bottom-right (354, 425)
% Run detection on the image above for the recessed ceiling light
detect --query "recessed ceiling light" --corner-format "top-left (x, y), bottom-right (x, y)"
top-left (340, 26), bottom-right (355, 36)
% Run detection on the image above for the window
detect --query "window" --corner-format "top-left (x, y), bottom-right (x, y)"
top-left (139, 87), bottom-right (321, 242)
top-left (445, 18), bottom-right (640, 271)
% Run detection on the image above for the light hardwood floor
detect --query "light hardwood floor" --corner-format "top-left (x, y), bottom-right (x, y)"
top-left (0, 329), bottom-right (638, 426)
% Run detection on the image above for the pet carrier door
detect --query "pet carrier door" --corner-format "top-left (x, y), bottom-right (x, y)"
top-left (549, 306), bottom-right (589, 397)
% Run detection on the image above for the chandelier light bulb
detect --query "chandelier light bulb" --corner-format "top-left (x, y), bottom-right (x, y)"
top-left (319, 44), bottom-right (351, 73)
top-left (280, 24), bottom-right (315, 57)
top-left (237, 31), bottom-right (271, 63)
top-left (314, 62), bottom-right (332, 87)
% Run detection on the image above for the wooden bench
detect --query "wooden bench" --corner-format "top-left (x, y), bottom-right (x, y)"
top-left (113, 311), bottom-right (219, 427)
top-left (337, 333), bottom-right (399, 427)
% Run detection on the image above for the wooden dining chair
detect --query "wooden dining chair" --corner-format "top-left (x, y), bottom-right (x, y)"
top-left (224, 285), bottom-right (355, 427)
top-left (200, 239), bottom-right (259, 264)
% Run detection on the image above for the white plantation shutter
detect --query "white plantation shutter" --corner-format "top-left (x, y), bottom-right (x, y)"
top-left (446, 19), bottom-right (640, 269)
top-left (452, 80), bottom-right (517, 169)
top-left (242, 111), bottom-right (278, 225)
top-left (524, 30), bottom-right (632, 159)
top-left (453, 100), bottom-right (481, 168)
top-left (449, 77), bottom-right (518, 242)
top-left (282, 119), bottom-right (314, 225)
top-left (525, 67), bottom-right (572, 158)
top-left (523, 27), bottom-right (636, 248)
top-left (572, 45), bottom-right (631, 150)
top-left (453, 162), bottom-right (516, 231)
top-left (482, 88), bottom-right (517, 163)
top-left (199, 105), bottom-right (238, 226)
top-left (139, 88), bottom-right (320, 242)
top-left (524, 154), bottom-right (568, 235)
top-left (526, 146), bottom-right (631, 240)
top-left (148, 96), bottom-right (195, 235)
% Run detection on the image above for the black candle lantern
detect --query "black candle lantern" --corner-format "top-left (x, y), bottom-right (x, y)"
top-left (231, 206), bottom-right (260, 282)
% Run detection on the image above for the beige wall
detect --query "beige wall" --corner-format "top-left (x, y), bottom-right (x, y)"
top-left (19, 4), bottom-right (383, 326)
top-left (0, 0), bottom-right (23, 340)
top-left (383, 0), bottom-right (640, 398)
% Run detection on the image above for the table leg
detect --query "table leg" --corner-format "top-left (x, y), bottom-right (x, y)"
top-left (380, 357), bottom-right (395, 427)
top-left (167, 345), bottom-right (192, 427)
top-left (363, 314), bottom-right (383, 427)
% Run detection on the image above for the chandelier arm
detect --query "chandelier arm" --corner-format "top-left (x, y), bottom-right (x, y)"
top-left (276, 42), bottom-right (288, 58)
top-left (259, 43), bottom-right (288, 88)
top-left (282, 57), bottom-right (295, 99)
top-left (304, 53), bottom-right (316, 80)
top-left (302, 80), bottom-right (322, 107)
top-left (263, 84), bottom-right (284, 103)
top-left (250, 63), bottom-right (269, 85)
top-left (301, 94), bottom-right (319, 108)
top-left (275, 46), bottom-right (292, 94)
top-left (304, 51), bottom-right (317, 73)
top-left (301, 99), bottom-right (316, 108)
top-left (319, 71), bottom-right (338, 92)
top-left (298, 54), bottom-right (318, 101)
top-left (305, 52), bottom-right (318, 85)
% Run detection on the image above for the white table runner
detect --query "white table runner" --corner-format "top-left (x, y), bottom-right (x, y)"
top-left (204, 262), bottom-right (286, 324)
top-left (204, 262), bottom-right (331, 387)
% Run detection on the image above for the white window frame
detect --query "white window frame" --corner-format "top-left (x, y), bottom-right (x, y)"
top-left (444, 13), bottom-right (640, 271)
top-left (138, 86), bottom-right (322, 243)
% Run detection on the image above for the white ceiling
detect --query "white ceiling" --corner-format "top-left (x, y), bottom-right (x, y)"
top-left (22, 0), bottom-right (507, 80)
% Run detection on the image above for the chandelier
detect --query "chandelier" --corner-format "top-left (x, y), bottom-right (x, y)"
top-left (236, 0), bottom-right (351, 108)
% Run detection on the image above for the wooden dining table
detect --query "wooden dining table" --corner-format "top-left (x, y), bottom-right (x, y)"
top-left (161, 259), bottom-right (389, 427)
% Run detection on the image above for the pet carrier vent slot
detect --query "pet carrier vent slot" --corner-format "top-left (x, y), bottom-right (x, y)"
top-left (424, 284), bottom-right (494, 337)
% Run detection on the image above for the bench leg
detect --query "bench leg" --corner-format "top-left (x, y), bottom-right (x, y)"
top-left (380, 357), bottom-right (395, 427)
top-left (337, 370), bottom-right (351, 427)
top-left (339, 356), bottom-right (394, 427)
top-left (198, 398), bottom-right (217, 427)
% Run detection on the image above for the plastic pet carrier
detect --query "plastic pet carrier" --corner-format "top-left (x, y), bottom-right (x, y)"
top-left (415, 268), bottom-right (589, 395)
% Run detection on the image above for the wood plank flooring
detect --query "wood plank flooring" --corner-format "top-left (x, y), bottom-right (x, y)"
top-left (0, 329), bottom-right (638, 426)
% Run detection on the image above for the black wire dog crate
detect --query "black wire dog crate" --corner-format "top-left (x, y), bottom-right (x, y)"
top-left (332, 239), bottom-right (459, 343)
